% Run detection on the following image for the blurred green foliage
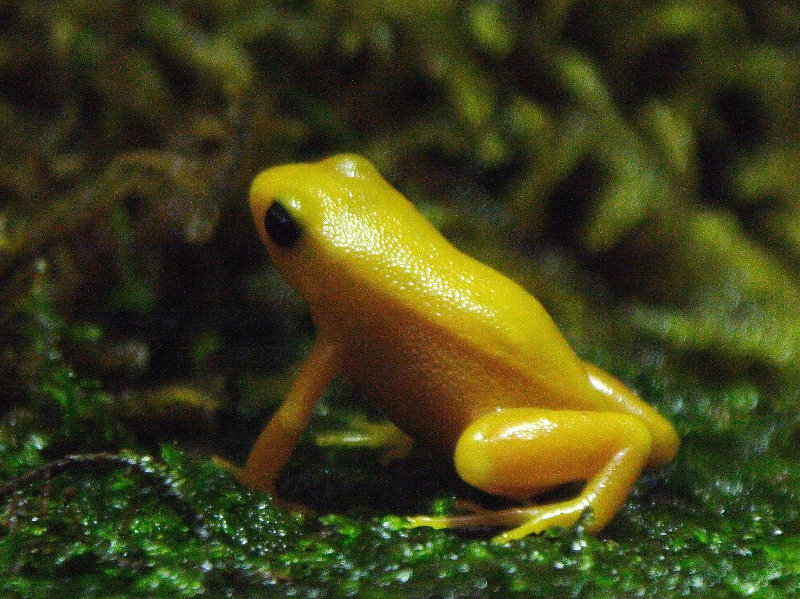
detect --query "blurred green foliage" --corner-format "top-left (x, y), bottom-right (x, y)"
top-left (1, 0), bottom-right (800, 596)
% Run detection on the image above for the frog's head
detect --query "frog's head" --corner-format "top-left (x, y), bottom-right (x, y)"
top-left (249, 153), bottom-right (416, 307)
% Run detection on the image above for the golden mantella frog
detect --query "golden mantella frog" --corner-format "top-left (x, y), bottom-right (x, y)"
top-left (244, 153), bottom-right (679, 543)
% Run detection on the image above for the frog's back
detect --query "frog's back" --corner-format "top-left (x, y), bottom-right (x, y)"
top-left (312, 159), bottom-right (578, 370)
top-left (311, 194), bottom-right (601, 429)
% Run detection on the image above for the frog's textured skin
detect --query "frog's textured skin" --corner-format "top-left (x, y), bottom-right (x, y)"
top-left (244, 154), bottom-right (679, 542)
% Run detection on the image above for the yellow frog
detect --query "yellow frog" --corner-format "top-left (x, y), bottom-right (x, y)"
top-left (243, 153), bottom-right (679, 543)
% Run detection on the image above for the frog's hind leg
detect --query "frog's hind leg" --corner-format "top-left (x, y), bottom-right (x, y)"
top-left (405, 407), bottom-right (654, 543)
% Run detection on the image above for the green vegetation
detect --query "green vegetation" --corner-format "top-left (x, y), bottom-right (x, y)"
top-left (1, 0), bottom-right (799, 595)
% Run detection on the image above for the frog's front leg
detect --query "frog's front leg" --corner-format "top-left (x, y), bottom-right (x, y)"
top-left (240, 338), bottom-right (342, 495)
top-left (406, 408), bottom-right (654, 543)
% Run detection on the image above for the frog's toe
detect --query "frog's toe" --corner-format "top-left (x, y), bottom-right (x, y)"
top-left (489, 512), bottom-right (568, 543)
top-left (403, 507), bottom-right (527, 536)
top-left (404, 514), bottom-right (459, 531)
top-left (212, 455), bottom-right (244, 478)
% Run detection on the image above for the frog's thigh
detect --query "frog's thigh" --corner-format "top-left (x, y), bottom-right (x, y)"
top-left (582, 361), bottom-right (679, 467)
top-left (442, 408), bottom-right (652, 540)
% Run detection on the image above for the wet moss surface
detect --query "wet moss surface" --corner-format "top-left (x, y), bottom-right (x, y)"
top-left (2, 1), bottom-right (800, 596)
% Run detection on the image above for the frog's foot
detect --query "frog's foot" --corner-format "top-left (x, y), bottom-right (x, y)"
top-left (487, 500), bottom-right (591, 543)
top-left (212, 455), bottom-right (314, 515)
top-left (213, 455), bottom-right (277, 497)
top-left (404, 499), bottom-right (591, 543)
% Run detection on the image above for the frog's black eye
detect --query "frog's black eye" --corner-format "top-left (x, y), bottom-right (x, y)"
top-left (265, 201), bottom-right (302, 248)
